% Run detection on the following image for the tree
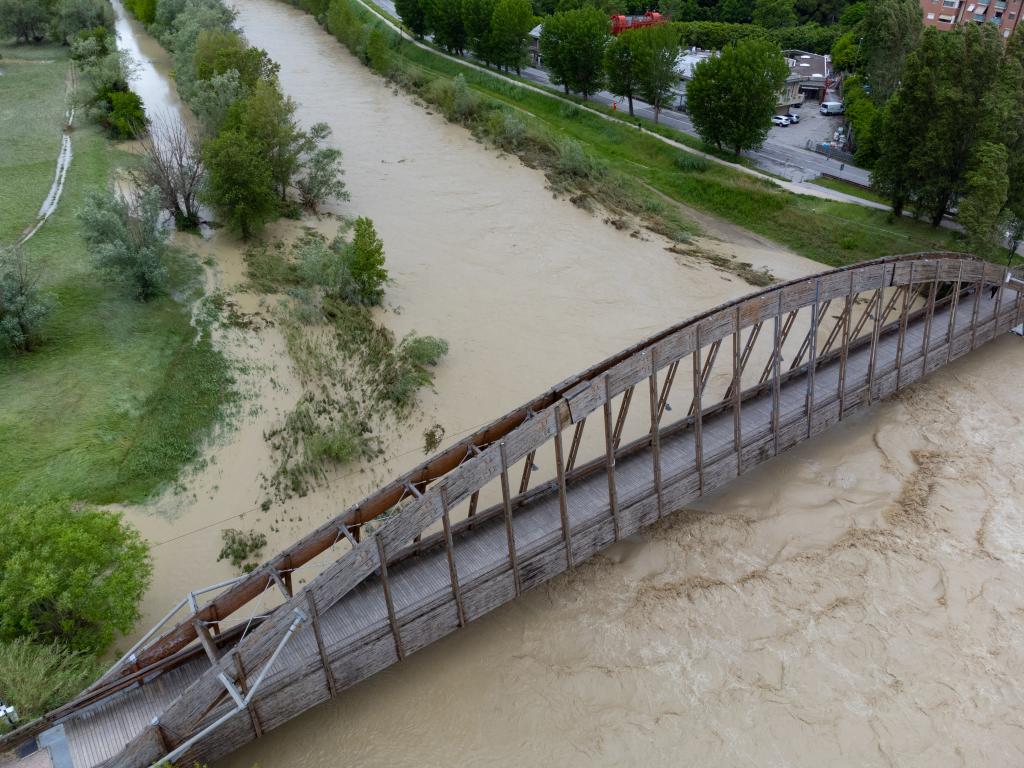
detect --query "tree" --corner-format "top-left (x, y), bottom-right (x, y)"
top-left (202, 129), bottom-right (279, 238)
top-left (51, 0), bottom-right (113, 44)
top-left (0, 0), bottom-right (49, 43)
top-left (78, 187), bottom-right (169, 300)
top-left (395, 0), bottom-right (429, 38)
top-left (630, 24), bottom-right (681, 124)
top-left (795, 0), bottom-right (847, 24)
top-left (425, 0), bottom-right (467, 53)
top-left (193, 29), bottom-right (279, 92)
top-left (463, 0), bottom-right (498, 64)
top-left (346, 217), bottom-right (389, 305)
top-left (862, 0), bottom-right (922, 104)
top-left (753, 0), bottom-right (798, 28)
top-left (226, 80), bottom-right (305, 201)
top-left (719, 0), bottom-right (754, 23)
top-left (959, 142), bottom-right (1009, 258)
top-left (1000, 30), bottom-right (1024, 263)
top-left (190, 69), bottom-right (246, 134)
top-left (604, 29), bottom-right (639, 115)
top-left (295, 123), bottom-right (350, 213)
top-left (131, 114), bottom-right (206, 229)
top-left (873, 25), bottom-right (1004, 226)
top-left (489, 0), bottom-right (535, 73)
top-left (0, 246), bottom-right (53, 355)
top-left (0, 500), bottom-right (151, 654)
top-left (539, 7), bottom-right (609, 99)
top-left (687, 39), bottom-right (789, 153)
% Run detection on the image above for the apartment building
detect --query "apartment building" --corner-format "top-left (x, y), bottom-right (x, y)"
top-left (920, 0), bottom-right (1023, 37)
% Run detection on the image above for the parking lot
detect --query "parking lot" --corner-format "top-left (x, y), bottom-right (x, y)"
top-left (769, 97), bottom-right (847, 151)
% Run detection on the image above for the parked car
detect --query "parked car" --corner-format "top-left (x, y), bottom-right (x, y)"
top-left (820, 101), bottom-right (845, 115)
top-left (771, 115), bottom-right (791, 127)
top-left (787, 112), bottom-right (800, 123)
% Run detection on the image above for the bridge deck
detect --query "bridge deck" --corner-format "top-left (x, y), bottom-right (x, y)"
top-left (50, 277), bottom-right (1016, 768)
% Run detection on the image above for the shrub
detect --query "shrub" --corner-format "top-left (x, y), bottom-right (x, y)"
top-left (102, 89), bottom-right (147, 139)
top-left (0, 639), bottom-right (101, 726)
top-left (0, 500), bottom-right (151, 654)
top-left (346, 217), bottom-right (388, 306)
top-left (78, 187), bottom-right (169, 301)
top-left (451, 74), bottom-right (480, 120)
top-left (381, 334), bottom-right (449, 408)
top-left (485, 109), bottom-right (526, 150)
top-left (555, 137), bottom-right (605, 179)
top-left (0, 245), bottom-right (53, 355)
top-left (217, 529), bottom-right (267, 572)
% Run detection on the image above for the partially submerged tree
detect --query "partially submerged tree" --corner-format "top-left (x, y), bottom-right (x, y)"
top-left (0, 245), bottom-right (53, 355)
top-left (295, 123), bottom-right (349, 214)
top-left (202, 129), bottom-right (278, 238)
top-left (688, 39), bottom-right (789, 153)
top-left (78, 187), bottom-right (169, 300)
top-left (131, 114), bottom-right (206, 229)
top-left (539, 6), bottom-right (609, 99)
top-left (0, 500), bottom-right (151, 655)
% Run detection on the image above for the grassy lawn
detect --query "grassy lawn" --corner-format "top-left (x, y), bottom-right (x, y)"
top-left (0, 42), bottom-right (233, 506)
top-left (346, 2), bottom-right (965, 267)
top-left (0, 43), bottom-right (70, 242)
top-left (809, 176), bottom-right (892, 207)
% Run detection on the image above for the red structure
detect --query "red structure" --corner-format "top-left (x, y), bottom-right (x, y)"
top-left (610, 11), bottom-right (665, 35)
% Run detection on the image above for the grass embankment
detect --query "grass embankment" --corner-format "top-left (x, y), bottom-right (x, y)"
top-left (809, 176), bottom-right (892, 207)
top-left (0, 41), bottom-right (233, 505)
top-left (313, 0), bottom-right (963, 267)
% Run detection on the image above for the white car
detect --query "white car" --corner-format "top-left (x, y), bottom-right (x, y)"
top-left (771, 115), bottom-right (791, 127)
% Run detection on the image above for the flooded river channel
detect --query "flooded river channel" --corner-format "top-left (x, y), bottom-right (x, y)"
top-left (110, 1), bottom-right (1024, 764)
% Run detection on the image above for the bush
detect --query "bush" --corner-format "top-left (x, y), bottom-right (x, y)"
top-left (77, 187), bottom-right (169, 301)
top-left (346, 217), bottom-right (388, 306)
top-left (0, 245), bottom-right (53, 355)
top-left (451, 74), bottom-right (480, 120)
top-left (0, 500), bottom-right (151, 654)
top-left (381, 334), bottom-right (449, 408)
top-left (102, 89), bottom-right (147, 139)
top-left (0, 639), bottom-right (101, 725)
top-left (555, 137), bottom-right (605, 179)
top-left (485, 109), bottom-right (526, 150)
top-left (217, 528), bottom-right (267, 572)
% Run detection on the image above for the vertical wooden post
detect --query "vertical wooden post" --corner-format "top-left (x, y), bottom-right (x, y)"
top-left (946, 261), bottom-right (964, 363)
top-left (498, 441), bottom-right (522, 594)
top-left (771, 294), bottom-right (782, 453)
top-left (602, 376), bottom-right (622, 540)
top-left (648, 351), bottom-right (664, 520)
top-left (192, 618), bottom-right (220, 665)
top-left (692, 329), bottom-right (705, 493)
top-left (305, 592), bottom-right (338, 699)
top-left (439, 488), bottom-right (466, 627)
top-left (553, 422), bottom-right (574, 568)
top-left (732, 306), bottom-right (742, 474)
top-left (969, 274), bottom-right (983, 349)
top-left (895, 264), bottom-right (913, 390)
top-left (375, 536), bottom-right (404, 660)
top-left (805, 279), bottom-right (820, 437)
top-left (866, 266), bottom-right (885, 404)
top-left (921, 273), bottom-right (939, 370)
top-left (838, 272), bottom-right (854, 419)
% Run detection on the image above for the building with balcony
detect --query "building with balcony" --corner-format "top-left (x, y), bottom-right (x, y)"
top-left (920, 0), bottom-right (1023, 37)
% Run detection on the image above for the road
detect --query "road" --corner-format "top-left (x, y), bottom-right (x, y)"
top-left (371, 0), bottom-right (871, 186)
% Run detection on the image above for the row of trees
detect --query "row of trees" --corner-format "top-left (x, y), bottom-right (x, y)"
top-left (396, 0), bottom-right (537, 72)
top-left (123, 0), bottom-right (349, 237)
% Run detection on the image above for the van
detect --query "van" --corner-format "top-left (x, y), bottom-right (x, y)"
top-left (820, 101), bottom-right (844, 115)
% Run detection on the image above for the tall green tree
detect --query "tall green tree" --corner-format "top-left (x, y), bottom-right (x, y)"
top-left (861, 0), bottom-right (922, 104)
top-left (959, 142), bottom-right (1009, 258)
top-left (753, 0), bottom-right (797, 28)
top-left (539, 7), bottom-right (609, 99)
top-left (425, 0), bottom-right (467, 53)
top-left (395, 0), bottom-right (429, 38)
top-left (0, 500), bottom-right (151, 654)
top-left (999, 30), bottom-right (1024, 261)
top-left (489, 0), bottom-right (535, 73)
top-left (0, 0), bottom-right (50, 43)
top-left (194, 29), bottom-right (279, 91)
top-left (687, 38), bottom-right (789, 153)
top-left (604, 29), bottom-right (639, 115)
top-left (202, 129), bottom-right (279, 238)
top-left (462, 0), bottom-right (498, 64)
top-left (631, 24), bottom-right (681, 123)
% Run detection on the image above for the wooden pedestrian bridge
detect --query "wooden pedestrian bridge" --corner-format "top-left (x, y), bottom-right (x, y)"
top-left (4, 253), bottom-right (1023, 768)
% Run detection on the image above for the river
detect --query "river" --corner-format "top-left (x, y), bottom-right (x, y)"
top-left (109, 0), bottom-right (1024, 765)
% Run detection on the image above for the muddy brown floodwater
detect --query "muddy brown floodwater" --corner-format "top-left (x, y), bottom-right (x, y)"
top-left (112, 1), bottom-right (1024, 765)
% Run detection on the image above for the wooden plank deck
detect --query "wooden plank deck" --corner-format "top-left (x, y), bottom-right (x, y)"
top-left (11, 256), bottom-right (1018, 768)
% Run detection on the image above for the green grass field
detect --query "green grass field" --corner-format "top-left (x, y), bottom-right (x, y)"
top-left (809, 176), bottom-right (893, 207)
top-left (0, 41), bottom-right (233, 506)
top-left (336, 1), bottom-right (965, 267)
